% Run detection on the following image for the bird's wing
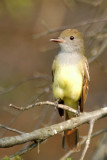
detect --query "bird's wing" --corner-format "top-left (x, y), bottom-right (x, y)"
top-left (80, 56), bottom-right (90, 112)
top-left (52, 58), bottom-right (56, 82)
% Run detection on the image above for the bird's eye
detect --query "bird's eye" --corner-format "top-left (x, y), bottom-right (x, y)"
top-left (70, 36), bottom-right (74, 40)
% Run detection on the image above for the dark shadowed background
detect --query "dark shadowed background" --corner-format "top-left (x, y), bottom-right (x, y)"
top-left (0, 0), bottom-right (107, 159)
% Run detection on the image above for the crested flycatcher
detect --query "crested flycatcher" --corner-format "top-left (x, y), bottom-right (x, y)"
top-left (50, 29), bottom-right (90, 149)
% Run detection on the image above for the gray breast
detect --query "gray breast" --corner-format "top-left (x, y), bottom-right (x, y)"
top-left (56, 52), bottom-right (82, 66)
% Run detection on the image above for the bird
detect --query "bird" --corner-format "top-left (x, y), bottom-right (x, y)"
top-left (50, 29), bottom-right (90, 149)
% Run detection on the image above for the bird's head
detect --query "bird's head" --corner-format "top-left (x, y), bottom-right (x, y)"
top-left (50, 29), bottom-right (84, 54)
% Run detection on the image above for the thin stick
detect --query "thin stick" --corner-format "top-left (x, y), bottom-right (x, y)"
top-left (60, 128), bottom-right (107, 160)
top-left (9, 101), bottom-right (78, 115)
top-left (10, 140), bottom-right (45, 158)
top-left (0, 124), bottom-right (24, 134)
top-left (80, 119), bottom-right (95, 160)
top-left (9, 128), bottom-right (107, 158)
top-left (33, 18), bottom-right (107, 39)
top-left (88, 39), bottom-right (107, 64)
top-left (0, 74), bottom-right (50, 95)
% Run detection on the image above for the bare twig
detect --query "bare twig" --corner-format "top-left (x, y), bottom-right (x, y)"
top-left (41, 20), bottom-right (50, 31)
top-left (15, 128), bottom-right (107, 159)
top-left (0, 107), bottom-right (107, 148)
top-left (0, 124), bottom-right (24, 135)
top-left (0, 113), bottom-right (21, 138)
top-left (80, 119), bottom-right (95, 160)
top-left (92, 128), bottom-right (107, 138)
top-left (76, 0), bottom-right (104, 6)
top-left (88, 39), bottom-right (107, 63)
top-left (10, 139), bottom-right (45, 158)
top-left (0, 74), bottom-right (50, 95)
top-left (9, 101), bottom-right (78, 115)
top-left (60, 128), bottom-right (107, 160)
top-left (33, 18), bottom-right (107, 39)
top-left (92, 133), bottom-right (107, 160)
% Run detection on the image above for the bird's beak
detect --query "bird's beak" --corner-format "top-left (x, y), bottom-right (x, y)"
top-left (50, 38), bottom-right (65, 43)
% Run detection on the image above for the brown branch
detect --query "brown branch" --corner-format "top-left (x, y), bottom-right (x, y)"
top-left (11, 128), bottom-right (107, 158)
top-left (10, 139), bottom-right (45, 158)
top-left (92, 128), bottom-right (107, 138)
top-left (76, 0), bottom-right (103, 6)
top-left (0, 107), bottom-right (107, 148)
top-left (88, 39), bottom-right (107, 64)
top-left (9, 101), bottom-right (78, 115)
top-left (0, 73), bottom-right (50, 95)
top-left (60, 128), bottom-right (107, 160)
top-left (80, 119), bottom-right (95, 160)
top-left (33, 18), bottom-right (107, 39)
top-left (0, 124), bottom-right (24, 135)
top-left (91, 133), bottom-right (107, 160)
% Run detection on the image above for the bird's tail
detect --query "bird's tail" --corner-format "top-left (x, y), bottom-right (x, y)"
top-left (63, 112), bottom-right (79, 150)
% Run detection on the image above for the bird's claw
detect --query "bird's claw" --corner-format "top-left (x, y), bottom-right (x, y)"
top-left (77, 106), bottom-right (80, 116)
top-left (54, 100), bottom-right (59, 110)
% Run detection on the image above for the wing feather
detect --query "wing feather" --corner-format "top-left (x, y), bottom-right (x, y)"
top-left (80, 56), bottom-right (90, 112)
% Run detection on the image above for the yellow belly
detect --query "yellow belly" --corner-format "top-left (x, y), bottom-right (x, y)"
top-left (53, 65), bottom-right (83, 107)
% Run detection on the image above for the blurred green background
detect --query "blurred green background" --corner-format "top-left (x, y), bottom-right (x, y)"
top-left (0, 0), bottom-right (107, 159)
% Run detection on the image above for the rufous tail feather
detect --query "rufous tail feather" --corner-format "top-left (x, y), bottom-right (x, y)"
top-left (63, 112), bottom-right (79, 149)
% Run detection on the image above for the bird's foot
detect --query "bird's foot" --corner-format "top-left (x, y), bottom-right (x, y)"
top-left (77, 106), bottom-right (80, 116)
top-left (54, 100), bottom-right (59, 110)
